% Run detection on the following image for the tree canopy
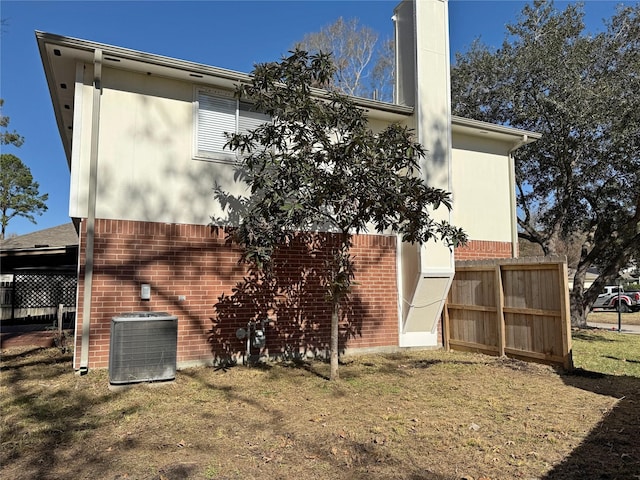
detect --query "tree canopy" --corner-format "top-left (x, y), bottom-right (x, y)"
top-left (219, 49), bottom-right (465, 379)
top-left (294, 17), bottom-right (394, 101)
top-left (0, 100), bottom-right (48, 239)
top-left (451, 0), bottom-right (640, 325)
top-left (0, 154), bottom-right (49, 239)
top-left (1, 99), bottom-right (24, 148)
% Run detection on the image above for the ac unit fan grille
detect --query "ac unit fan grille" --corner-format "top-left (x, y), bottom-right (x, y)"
top-left (109, 313), bottom-right (178, 384)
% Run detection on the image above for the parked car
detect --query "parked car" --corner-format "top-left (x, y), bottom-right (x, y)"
top-left (592, 286), bottom-right (640, 313)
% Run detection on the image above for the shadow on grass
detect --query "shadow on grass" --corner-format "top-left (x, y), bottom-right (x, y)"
top-left (604, 355), bottom-right (640, 364)
top-left (181, 364), bottom-right (457, 479)
top-left (1, 349), bottom-right (129, 480)
top-left (1, 348), bottom-right (73, 371)
top-left (410, 358), bottom-right (483, 369)
top-left (572, 331), bottom-right (618, 342)
top-left (179, 357), bottom-right (469, 479)
top-left (0, 346), bottom-right (48, 362)
top-left (544, 370), bottom-right (640, 479)
top-left (279, 358), bottom-right (330, 380)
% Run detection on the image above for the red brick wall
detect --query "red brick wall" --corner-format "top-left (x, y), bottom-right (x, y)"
top-left (455, 240), bottom-right (513, 261)
top-left (74, 219), bottom-right (399, 369)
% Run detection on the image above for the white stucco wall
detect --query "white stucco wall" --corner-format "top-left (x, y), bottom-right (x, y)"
top-left (69, 66), bottom-right (248, 225)
top-left (451, 132), bottom-right (514, 242)
top-left (68, 66), bottom-right (408, 229)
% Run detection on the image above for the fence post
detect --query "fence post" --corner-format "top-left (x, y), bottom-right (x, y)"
top-left (443, 297), bottom-right (451, 351)
top-left (558, 262), bottom-right (574, 370)
top-left (11, 278), bottom-right (16, 321)
top-left (495, 265), bottom-right (506, 357)
top-left (57, 304), bottom-right (64, 336)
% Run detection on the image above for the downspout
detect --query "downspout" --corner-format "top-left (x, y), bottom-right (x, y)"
top-left (508, 135), bottom-right (528, 258)
top-left (79, 48), bottom-right (103, 374)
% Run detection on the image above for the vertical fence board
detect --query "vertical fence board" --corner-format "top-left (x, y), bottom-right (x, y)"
top-left (495, 265), bottom-right (505, 356)
top-left (558, 262), bottom-right (573, 369)
top-left (443, 297), bottom-right (451, 351)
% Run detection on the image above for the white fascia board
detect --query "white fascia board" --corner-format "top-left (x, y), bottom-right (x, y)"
top-left (452, 115), bottom-right (542, 146)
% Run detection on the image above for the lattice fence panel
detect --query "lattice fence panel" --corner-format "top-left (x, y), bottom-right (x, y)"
top-left (13, 273), bottom-right (77, 308)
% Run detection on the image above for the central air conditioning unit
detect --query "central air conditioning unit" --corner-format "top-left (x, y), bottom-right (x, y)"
top-left (109, 312), bottom-right (178, 385)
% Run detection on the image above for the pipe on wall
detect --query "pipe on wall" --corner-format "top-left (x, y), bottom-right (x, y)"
top-left (508, 134), bottom-right (528, 258)
top-left (79, 48), bottom-right (103, 373)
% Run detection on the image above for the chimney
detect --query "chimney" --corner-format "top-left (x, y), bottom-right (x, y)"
top-left (393, 0), bottom-right (452, 186)
top-left (393, 0), bottom-right (455, 346)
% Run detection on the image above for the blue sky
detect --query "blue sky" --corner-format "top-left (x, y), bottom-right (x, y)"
top-left (0, 0), bottom-right (630, 236)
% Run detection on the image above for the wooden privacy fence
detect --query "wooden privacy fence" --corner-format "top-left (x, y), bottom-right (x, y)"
top-left (444, 257), bottom-right (573, 370)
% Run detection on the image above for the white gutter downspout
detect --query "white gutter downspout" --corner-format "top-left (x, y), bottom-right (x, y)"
top-left (79, 48), bottom-right (103, 373)
top-left (508, 135), bottom-right (528, 258)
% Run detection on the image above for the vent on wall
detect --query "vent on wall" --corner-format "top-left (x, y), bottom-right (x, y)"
top-left (109, 312), bottom-right (178, 385)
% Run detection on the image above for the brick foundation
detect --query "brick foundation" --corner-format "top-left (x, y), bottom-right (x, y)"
top-left (74, 219), bottom-right (400, 369)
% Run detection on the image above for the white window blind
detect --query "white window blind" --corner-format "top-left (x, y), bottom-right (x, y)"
top-left (196, 91), bottom-right (269, 160)
top-left (197, 93), bottom-right (236, 156)
top-left (239, 101), bottom-right (270, 134)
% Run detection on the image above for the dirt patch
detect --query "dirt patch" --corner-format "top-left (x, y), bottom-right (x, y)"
top-left (2, 345), bottom-right (638, 480)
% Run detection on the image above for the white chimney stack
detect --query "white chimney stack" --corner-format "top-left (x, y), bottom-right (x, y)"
top-left (393, 0), bottom-right (455, 346)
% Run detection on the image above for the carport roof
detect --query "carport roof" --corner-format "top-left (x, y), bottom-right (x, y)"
top-left (1, 223), bottom-right (78, 251)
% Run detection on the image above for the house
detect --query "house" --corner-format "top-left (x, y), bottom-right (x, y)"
top-left (36, 0), bottom-right (540, 372)
top-left (567, 268), bottom-right (599, 292)
top-left (0, 223), bottom-right (78, 322)
top-left (1, 223), bottom-right (78, 274)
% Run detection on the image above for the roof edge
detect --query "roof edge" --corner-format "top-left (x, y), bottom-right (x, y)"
top-left (452, 115), bottom-right (542, 141)
top-left (35, 31), bottom-right (414, 117)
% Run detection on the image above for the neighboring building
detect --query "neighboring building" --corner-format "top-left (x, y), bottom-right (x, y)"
top-left (0, 223), bottom-right (78, 321)
top-left (36, 0), bottom-right (540, 371)
top-left (1, 223), bottom-right (78, 275)
top-left (567, 268), bottom-right (599, 292)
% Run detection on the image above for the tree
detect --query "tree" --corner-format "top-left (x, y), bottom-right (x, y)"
top-left (1, 100), bottom-right (48, 239)
top-left (294, 17), bottom-right (394, 101)
top-left (1, 99), bottom-right (24, 147)
top-left (451, 0), bottom-right (640, 326)
top-left (221, 50), bottom-right (466, 380)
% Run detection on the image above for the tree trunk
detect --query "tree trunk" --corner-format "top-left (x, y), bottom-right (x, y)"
top-left (330, 299), bottom-right (340, 381)
top-left (569, 233), bottom-right (598, 328)
top-left (569, 268), bottom-right (589, 328)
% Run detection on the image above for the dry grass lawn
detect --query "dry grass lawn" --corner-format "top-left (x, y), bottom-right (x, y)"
top-left (2, 331), bottom-right (639, 480)
top-left (588, 309), bottom-right (640, 326)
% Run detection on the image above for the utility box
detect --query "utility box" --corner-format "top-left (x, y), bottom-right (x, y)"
top-left (109, 312), bottom-right (178, 385)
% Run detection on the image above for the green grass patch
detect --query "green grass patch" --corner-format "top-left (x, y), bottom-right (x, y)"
top-left (572, 329), bottom-right (640, 377)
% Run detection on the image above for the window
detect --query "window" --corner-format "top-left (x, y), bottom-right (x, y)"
top-left (195, 88), bottom-right (269, 161)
